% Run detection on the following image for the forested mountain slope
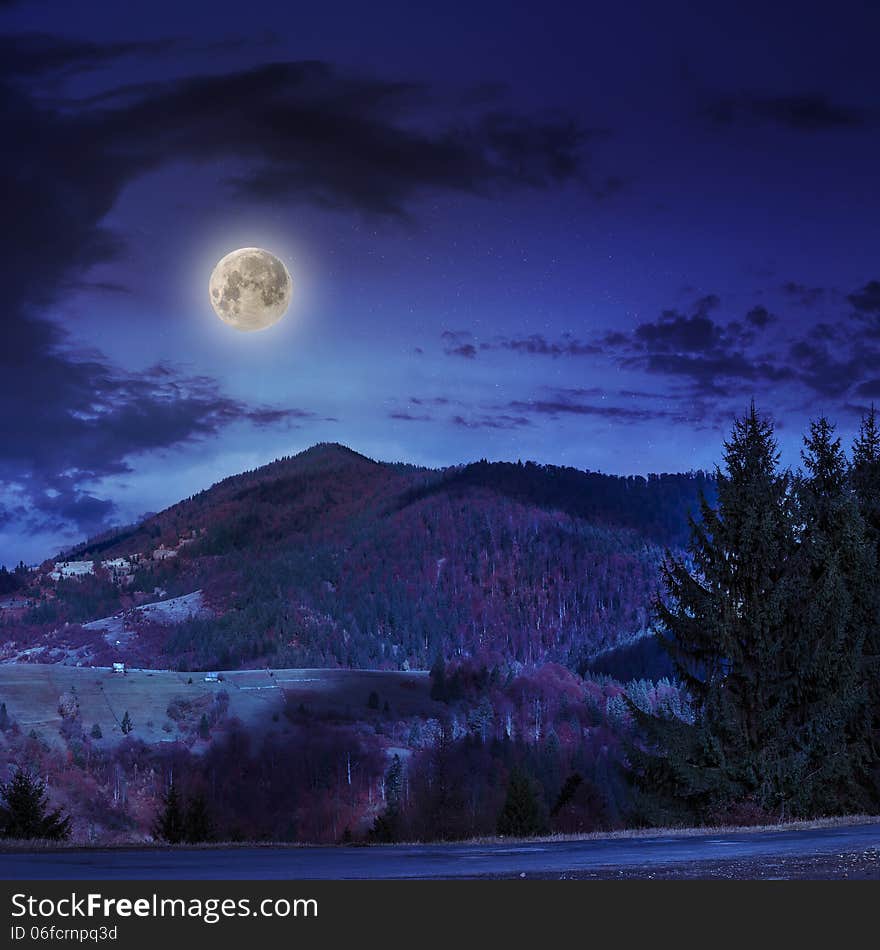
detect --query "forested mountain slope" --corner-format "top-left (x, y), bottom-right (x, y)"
top-left (7, 444), bottom-right (713, 671)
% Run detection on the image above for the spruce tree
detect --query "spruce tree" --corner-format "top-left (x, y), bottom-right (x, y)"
top-left (852, 405), bottom-right (880, 776)
top-left (631, 404), bottom-right (800, 821)
top-left (0, 769), bottom-right (71, 840)
top-left (153, 783), bottom-right (185, 844)
top-left (788, 416), bottom-right (873, 812)
top-left (184, 793), bottom-right (214, 843)
top-left (497, 768), bottom-right (545, 837)
top-left (120, 711), bottom-right (133, 735)
top-left (852, 404), bottom-right (880, 534)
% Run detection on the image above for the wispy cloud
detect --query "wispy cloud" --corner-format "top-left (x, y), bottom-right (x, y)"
top-left (705, 92), bottom-right (867, 131)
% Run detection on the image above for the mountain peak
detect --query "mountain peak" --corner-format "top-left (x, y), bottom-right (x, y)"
top-left (295, 442), bottom-right (374, 462)
top-left (288, 442), bottom-right (379, 471)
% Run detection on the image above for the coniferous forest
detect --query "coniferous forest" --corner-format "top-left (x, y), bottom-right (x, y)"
top-left (631, 404), bottom-right (880, 823)
top-left (2, 406), bottom-right (879, 843)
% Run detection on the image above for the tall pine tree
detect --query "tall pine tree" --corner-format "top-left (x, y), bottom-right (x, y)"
top-left (184, 793), bottom-right (214, 843)
top-left (852, 405), bottom-right (880, 781)
top-left (0, 769), bottom-right (71, 840)
top-left (788, 417), bottom-right (873, 813)
top-left (497, 768), bottom-right (545, 837)
top-left (852, 405), bottom-right (880, 534)
top-left (153, 783), bottom-right (185, 844)
top-left (631, 404), bottom-right (801, 821)
top-left (632, 407), bottom-right (880, 821)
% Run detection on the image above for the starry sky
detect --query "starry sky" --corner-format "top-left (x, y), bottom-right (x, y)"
top-left (3, 0), bottom-right (880, 564)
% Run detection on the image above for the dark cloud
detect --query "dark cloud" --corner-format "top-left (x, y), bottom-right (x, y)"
top-left (553, 386), bottom-right (605, 398)
top-left (0, 351), bottom-right (312, 536)
top-left (26, 491), bottom-right (117, 538)
top-left (508, 385), bottom-right (736, 429)
top-left (808, 321), bottom-right (842, 342)
top-left (246, 406), bottom-right (315, 426)
top-left (77, 59), bottom-right (590, 216)
top-left (782, 281), bottom-right (825, 307)
top-left (441, 331), bottom-right (600, 359)
top-left (788, 337), bottom-right (867, 398)
top-left (451, 413), bottom-right (531, 430)
top-left (632, 353), bottom-right (792, 398)
top-left (631, 300), bottom-right (724, 353)
top-left (848, 280), bottom-right (880, 315)
top-left (745, 305), bottom-right (775, 328)
top-left (0, 32), bottom-right (172, 78)
top-left (707, 93), bottom-right (866, 130)
top-left (591, 295), bottom-right (795, 399)
top-left (618, 388), bottom-right (669, 399)
top-left (2, 39), bottom-right (589, 546)
top-left (581, 297), bottom-right (764, 397)
top-left (396, 386), bottom-right (687, 430)
top-left (437, 283), bottom-right (880, 413)
top-left (436, 296), bottom-right (790, 404)
top-left (443, 296), bottom-right (753, 369)
top-left (623, 284), bottom-right (880, 402)
top-left (508, 397), bottom-right (676, 424)
top-left (442, 331), bottom-right (478, 358)
top-left (389, 395), bottom-right (530, 430)
top-left (0, 50), bottom-right (309, 539)
top-left (410, 396), bottom-right (452, 407)
top-left (491, 333), bottom-right (600, 357)
top-left (0, 53), bottom-right (312, 539)
top-left (386, 395), bottom-right (463, 423)
top-left (603, 331), bottom-right (629, 347)
top-left (389, 411), bottom-right (433, 422)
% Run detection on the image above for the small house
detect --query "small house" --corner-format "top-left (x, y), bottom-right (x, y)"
top-left (49, 559), bottom-right (95, 581)
top-left (204, 672), bottom-right (219, 682)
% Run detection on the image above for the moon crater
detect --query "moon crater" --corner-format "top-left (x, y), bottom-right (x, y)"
top-left (209, 247), bottom-right (292, 332)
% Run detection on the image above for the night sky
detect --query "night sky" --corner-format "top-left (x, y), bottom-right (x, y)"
top-left (3, 0), bottom-right (880, 564)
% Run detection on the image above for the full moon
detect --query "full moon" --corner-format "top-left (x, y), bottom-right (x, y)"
top-left (209, 247), bottom-right (292, 332)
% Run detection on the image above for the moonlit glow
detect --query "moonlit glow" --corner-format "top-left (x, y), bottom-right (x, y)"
top-left (209, 247), bottom-right (292, 332)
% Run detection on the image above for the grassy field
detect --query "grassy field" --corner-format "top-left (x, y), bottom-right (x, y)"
top-left (0, 664), bottom-right (433, 746)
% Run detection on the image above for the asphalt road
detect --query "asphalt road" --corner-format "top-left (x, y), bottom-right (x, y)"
top-left (2, 822), bottom-right (878, 879)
